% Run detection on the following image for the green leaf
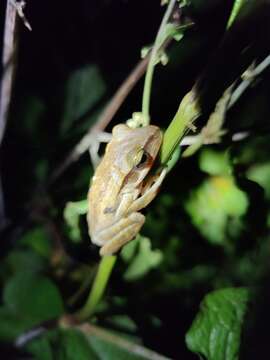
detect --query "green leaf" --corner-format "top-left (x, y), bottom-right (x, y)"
top-left (247, 162), bottom-right (270, 199)
top-left (6, 249), bottom-right (46, 274)
top-left (185, 176), bottom-right (248, 245)
top-left (26, 333), bottom-right (54, 360)
top-left (199, 149), bottom-right (231, 176)
top-left (26, 327), bottom-right (169, 360)
top-left (186, 287), bottom-right (250, 360)
top-left (83, 325), bottom-right (169, 360)
top-left (20, 227), bottom-right (52, 258)
top-left (0, 307), bottom-right (37, 342)
top-left (64, 200), bottom-right (88, 243)
top-left (121, 236), bottom-right (163, 281)
top-left (3, 272), bottom-right (64, 323)
top-left (61, 65), bottom-right (106, 133)
top-left (57, 329), bottom-right (99, 360)
top-left (26, 329), bottom-right (98, 360)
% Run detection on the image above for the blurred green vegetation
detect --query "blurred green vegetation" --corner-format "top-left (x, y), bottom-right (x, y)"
top-left (1, 0), bottom-right (270, 359)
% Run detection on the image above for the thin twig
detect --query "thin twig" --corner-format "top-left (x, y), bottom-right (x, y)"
top-left (229, 54), bottom-right (270, 108)
top-left (0, 0), bottom-right (18, 230)
top-left (10, 0), bottom-right (32, 31)
top-left (142, 0), bottom-right (177, 122)
top-left (179, 54), bottom-right (270, 150)
top-left (180, 130), bottom-right (249, 146)
top-left (62, 319), bottom-right (172, 360)
top-left (0, 0), bottom-right (17, 145)
top-left (50, 56), bottom-right (150, 183)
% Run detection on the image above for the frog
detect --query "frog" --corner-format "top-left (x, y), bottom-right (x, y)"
top-left (87, 124), bottom-right (166, 256)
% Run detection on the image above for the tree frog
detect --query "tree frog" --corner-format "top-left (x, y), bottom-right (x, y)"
top-left (87, 124), bottom-right (166, 256)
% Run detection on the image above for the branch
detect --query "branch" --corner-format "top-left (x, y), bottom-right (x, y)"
top-left (0, 0), bottom-right (17, 145)
top-left (49, 56), bottom-right (149, 183)
top-left (60, 317), bottom-right (172, 360)
top-left (229, 54), bottom-right (270, 108)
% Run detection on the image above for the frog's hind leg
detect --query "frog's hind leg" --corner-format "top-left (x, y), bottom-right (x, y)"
top-left (99, 212), bottom-right (145, 256)
top-left (127, 168), bottom-right (167, 213)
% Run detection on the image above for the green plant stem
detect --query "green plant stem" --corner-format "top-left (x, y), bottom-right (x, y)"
top-left (77, 255), bottom-right (117, 320)
top-left (160, 0), bottom-right (249, 166)
top-left (160, 90), bottom-right (201, 165)
top-left (76, 2), bottom-right (177, 322)
top-left (227, 0), bottom-right (245, 29)
top-left (142, 0), bottom-right (176, 123)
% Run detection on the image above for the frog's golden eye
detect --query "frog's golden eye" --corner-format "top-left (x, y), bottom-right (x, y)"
top-left (135, 150), bottom-right (150, 169)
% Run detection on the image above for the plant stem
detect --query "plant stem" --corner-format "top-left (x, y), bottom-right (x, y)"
top-left (160, 89), bottom-right (201, 165)
top-left (76, 255), bottom-right (117, 320)
top-left (76, 2), bottom-right (177, 321)
top-left (227, 0), bottom-right (245, 29)
top-left (142, 0), bottom-right (176, 123)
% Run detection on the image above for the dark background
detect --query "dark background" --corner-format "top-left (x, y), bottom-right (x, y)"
top-left (1, 1), bottom-right (270, 359)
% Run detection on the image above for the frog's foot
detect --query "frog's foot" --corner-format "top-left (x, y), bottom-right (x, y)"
top-left (92, 212), bottom-right (145, 256)
top-left (88, 132), bottom-right (112, 169)
top-left (128, 167), bottom-right (167, 213)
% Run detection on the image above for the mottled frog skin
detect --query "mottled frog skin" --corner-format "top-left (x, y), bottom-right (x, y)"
top-left (87, 124), bottom-right (166, 256)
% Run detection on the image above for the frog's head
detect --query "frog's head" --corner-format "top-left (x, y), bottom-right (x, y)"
top-left (112, 124), bottom-right (162, 191)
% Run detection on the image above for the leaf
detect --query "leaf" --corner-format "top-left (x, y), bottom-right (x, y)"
top-left (6, 249), bottom-right (46, 274)
top-left (199, 149), bottom-right (231, 176)
top-left (186, 287), bottom-right (250, 360)
top-left (64, 200), bottom-right (88, 242)
top-left (246, 163), bottom-right (270, 199)
top-left (26, 329), bottom-right (98, 360)
top-left (20, 227), bottom-right (52, 258)
top-left (26, 333), bottom-right (54, 360)
top-left (3, 272), bottom-right (64, 323)
top-left (26, 326), bottom-right (170, 360)
top-left (185, 175), bottom-right (248, 245)
top-left (80, 324), bottom-right (170, 360)
top-left (0, 307), bottom-right (36, 342)
top-left (61, 65), bottom-right (106, 133)
top-left (57, 329), bottom-right (99, 360)
top-left (121, 236), bottom-right (163, 281)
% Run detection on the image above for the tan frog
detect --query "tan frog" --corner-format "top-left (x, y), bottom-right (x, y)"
top-left (87, 124), bottom-right (166, 256)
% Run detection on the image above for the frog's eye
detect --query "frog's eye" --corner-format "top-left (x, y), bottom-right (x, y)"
top-left (135, 150), bottom-right (150, 169)
top-left (126, 148), bottom-right (151, 169)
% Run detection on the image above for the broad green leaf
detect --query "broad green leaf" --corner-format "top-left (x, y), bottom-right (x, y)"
top-left (83, 325), bottom-right (170, 360)
top-left (246, 163), bottom-right (270, 199)
top-left (61, 65), bottom-right (106, 133)
top-left (57, 329), bottom-right (99, 360)
top-left (26, 334), bottom-right (54, 360)
top-left (0, 307), bottom-right (37, 342)
top-left (20, 227), bottom-right (52, 258)
top-left (26, 327), bottom-right (170, 360)
top-left (121, 236), bottom-right (163, 281)
top-left (3, 272), bottom-right (64, 323)
top-left (26, 329), bottom-right (98, 360)
top-left (186, 287), bottom-right (250, 360)
top-left (6, 249), bottom-right (46, 274)
top-left (199, 149), bottom-right (231, 176)
top-left (185, 176), bottom-right (248, 245)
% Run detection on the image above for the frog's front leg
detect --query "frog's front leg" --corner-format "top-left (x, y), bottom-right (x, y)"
top-left (96, 212), bottom-right (145, 256)
top-left (89, 132), bottom-right (112, 169)
top-left (128, 168), bottom-right (167, 213)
